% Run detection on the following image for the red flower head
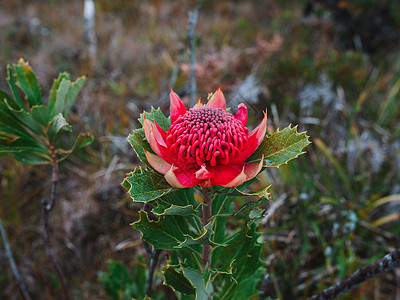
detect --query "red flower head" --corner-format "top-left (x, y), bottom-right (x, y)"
top-left (143, 88), bottom-right (267, 188)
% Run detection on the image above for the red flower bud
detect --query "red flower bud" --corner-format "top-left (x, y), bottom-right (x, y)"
top-left (144, 88), bottom-right (267, 188)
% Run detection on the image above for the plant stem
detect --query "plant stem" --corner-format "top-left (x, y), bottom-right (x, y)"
top-left (0, 216), bottom-right (32, 300)
top-left (142, 203), bottom-right (161, 298)
top-left (145, 248), bottom-right (162, 298)
top-left (201, 187), bottom-right (211, 270)
top-left (83, 0), bottom-right (97, 73)
top-left (42, 163), bottom-right (70, 300)
top-left (308, 248), bottom-right (400, 300)
top-left (187, 2), bottom-right (201, 106)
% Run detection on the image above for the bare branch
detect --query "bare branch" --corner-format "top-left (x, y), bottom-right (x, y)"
top-left (308, 248), bottom-right (400, 300)
top-left (145, 248), bottom-right (162, 298)
top-left (187, 2), bottom-right (201, 106)
top-left (0, 217), bottom-right (32, 300)
top-left (42, 163), bottom-right (70, 300)
top-left (83, 0), bottom-right (97, 72)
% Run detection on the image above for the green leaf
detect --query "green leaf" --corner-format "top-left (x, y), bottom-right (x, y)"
top-left (215, 222), bottom-right (264, 300)
top-left (152, 188), bottom-right (200, 217)
top-left (0, 136), bottom-right (49, 155)
top-left (153, 204), bottom-right (200, 216)
top-left (134, 210), bottom-right (205, 253)
top-left (0, 60), bottom-right (91, 166)
top-left (0, 118), bottom-right (47, 158)
top-left (122, 167), bottom-right (174, 203)
top-left (217, 184), bottom-right (270, 200)
top-left (31, 105), bottom-right (50, 126)
top-left (14, 59), bottom-right (42, 106)
top-left (249, 208), bottom-right (265, 220)
top-left (0, 107), bottom-right (40, 141)
top-left (126, 129), bottom-right (153, 166)
top-left (47, 113), bottom-right (71, 142)
top-left (177, 222), bottom-right (215, 248)
top-left (0, 88), bottom-right (20, 111)
top-left (151, 188), bottom-right (202, 237)
top-left (1, 99), bottom-right (44, 136)
top-left (99, 260), bottom-right (136, 300)
top-left (246, 125), bottom-right (310, 167)
top-left (163, 264), bottom-right (214, 299)
top-left (212, 217), bottom-right (226, 247)
top-left (49, 76), bottom-right (86, 118)
top-left (209, 190), bottom-right (234, 264)
top-left (0, 134), bottom-right (51, 165)
top-left (63, 76), bottom-right (86, 116)
top-left (12, 152), bottom-right (50, 165)
top-left (231, 196), bottom-right (270, 218)
top-left (48, 72), bottom-right (70, 115)
top-left (227, 267), bottom-right (264, 300)
top-left (57, 131), bottom-right (93, 162)
top-left (163, 265), bottom-right (196, 295)
top-left (181, 266), bottom-right (213, 300)
top-left (6, 65), bottom-right (25, 111)
top-left (211, 180), bottom-right (265, 218)
top-left (212, 190), bottom-right (235, 217)
top-left (133, 211), bottom-right (186, 250)
top-left (139, 107), bottom-right (171, 132)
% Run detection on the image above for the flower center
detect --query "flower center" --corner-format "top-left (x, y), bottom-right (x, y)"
top-left (166, 107), bottom-right (249, 167)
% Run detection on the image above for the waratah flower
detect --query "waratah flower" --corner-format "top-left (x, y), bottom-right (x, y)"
top-left (143, 88), bottom-right (267, 188)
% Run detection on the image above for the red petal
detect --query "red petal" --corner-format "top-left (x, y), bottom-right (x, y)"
top-left (152, 120), bottom-right (167, 147)
top-left (243, 155), bottom-right (264, 181)
top-left (249, 111), bottom-right (268, 147)
top-left (165, 165), bottom-right (202, 188)
top-left (230, 111), bottom-right (267, 164)
top-left (235, 103), bottom-right (248, 126)
top-left (195, 164), bottom-right (213, 180)
top-left (143, 118), bottom-right (161, 156)
top-left (222, 157), bottom-right (263, 187)
top-left (206, 87), bottom-right (226, 110)
top-left (222, 166), bottom-right (247, 187)
top-left (170, 88), bottom-right (188, 124)
top-left (206, 164), bottom-right (243, 186)
top-left (143, 118), bottom-right (172, 163)
top-left (165, 165), bottom-right (187, 188)
top-left (145, 150), bottom-right (171, 174)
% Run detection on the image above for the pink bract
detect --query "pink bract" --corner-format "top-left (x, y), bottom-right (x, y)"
top-left (143, 88), bottom-right (267, 188)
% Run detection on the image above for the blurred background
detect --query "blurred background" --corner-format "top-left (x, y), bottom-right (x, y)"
top-left (1, 0), bottom-right (400, 299)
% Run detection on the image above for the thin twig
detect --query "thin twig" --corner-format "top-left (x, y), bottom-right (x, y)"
top-left (307, 248), bottom-right (400, 300)
top-left (42, 163), bottom-right (70, 300)
top-left (143, 240), bottom-right (153, 257)
top-left (161, 47), bottom-right (185, 104)
top-left (0, 216), bottom-right (32, 300)
top-left (142, 203), bottom-right (161, 298)
top-left (145, 249), bottom-right (162, 298)
top-left (187, 2), bottom-right (201, 106)
top-left (201, 187), bottom-right (211, 270)
top-left (83, 0), bottom-right (97, 72)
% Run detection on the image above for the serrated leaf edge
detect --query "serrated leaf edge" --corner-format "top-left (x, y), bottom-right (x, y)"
top-left (248, 124), bottom-right (311, 168)
top-left (123, 167), bottom-right (174, 202)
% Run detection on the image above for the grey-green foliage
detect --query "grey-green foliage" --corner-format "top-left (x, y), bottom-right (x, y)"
top-left (0, 58), bottom-right (93, 165)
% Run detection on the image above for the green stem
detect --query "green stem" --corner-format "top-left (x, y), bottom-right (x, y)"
top-left (201, 187), bottom-right (211, 270)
